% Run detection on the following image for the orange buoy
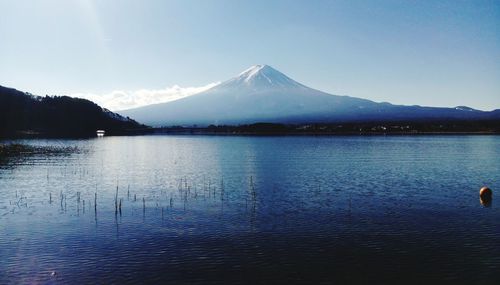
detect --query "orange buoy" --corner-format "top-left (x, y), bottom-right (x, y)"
top-left (480, 186), bottom-right (492, 201)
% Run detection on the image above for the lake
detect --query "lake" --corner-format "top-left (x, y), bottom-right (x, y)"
top-left (1, 135), bottom-right (499, 284)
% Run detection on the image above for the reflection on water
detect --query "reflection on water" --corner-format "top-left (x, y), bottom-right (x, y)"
top-left (0, 135), bottom-right (499, 284)
top-left (480, 197), bottom-right (492, 207)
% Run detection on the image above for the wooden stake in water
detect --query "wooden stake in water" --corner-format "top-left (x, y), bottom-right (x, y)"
top-left (250, 176), bottom-right (256, 201)
top-left (115, 185), bottom-right (119, 215)
top-left (119, 198), bottom-right (122, 216)
top-left (142, 197), bottom-right (146, 217)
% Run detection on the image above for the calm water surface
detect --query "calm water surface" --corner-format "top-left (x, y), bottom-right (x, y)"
top-left (0, 135), bottom-right (499, 284)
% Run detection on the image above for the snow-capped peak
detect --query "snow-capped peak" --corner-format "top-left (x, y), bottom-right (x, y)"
top-left (220, 64), bottom-right (304, 89)
top-left (238, 64), bottom-right (268, 79)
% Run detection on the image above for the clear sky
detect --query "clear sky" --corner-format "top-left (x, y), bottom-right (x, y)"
top-left (1, 0), bottom-right (499, 110)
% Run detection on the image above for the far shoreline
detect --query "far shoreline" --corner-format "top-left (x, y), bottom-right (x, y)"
top-left (146, 121), bottom-right (500, 136)
top-left (1, 121), bottom-right (499, 139)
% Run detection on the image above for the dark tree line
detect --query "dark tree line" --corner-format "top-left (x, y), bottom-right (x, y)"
top-left (156, 120), bottom-right (500, 135)
top-left (0, 85), bottom-right (146, 137)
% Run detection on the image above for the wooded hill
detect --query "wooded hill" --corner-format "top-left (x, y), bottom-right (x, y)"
top-left (0, 85), bottom-right (146, 137)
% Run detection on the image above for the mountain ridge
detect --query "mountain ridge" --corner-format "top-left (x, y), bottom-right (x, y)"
top-left (120, 65), bottom-right (500, 126)
top-left (0, 85), bottom-right (145, 137)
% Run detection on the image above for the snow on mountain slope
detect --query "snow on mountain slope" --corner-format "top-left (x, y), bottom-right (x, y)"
top-left (119, 65), bottom-right (497, 126)
top-left (219, 64), bottom-right (306, 89)
top-left (120, 65), bottom-right (380, 126)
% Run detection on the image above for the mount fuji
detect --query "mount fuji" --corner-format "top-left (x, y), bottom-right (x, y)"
top-left (120, 65), bottom-right (499, 126)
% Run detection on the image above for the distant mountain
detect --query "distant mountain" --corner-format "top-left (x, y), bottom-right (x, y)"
top-left (120, 65), bottom-right (500, 126)
top-left (0, 85), bottom-right (145, 137)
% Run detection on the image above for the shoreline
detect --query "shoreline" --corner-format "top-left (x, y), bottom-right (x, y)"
top-left (149, 128), bottom-right (500, 136)
top-left (2, 121), bottom-right (499, 139)
top-left (1, 130), bottom-right (499, 139)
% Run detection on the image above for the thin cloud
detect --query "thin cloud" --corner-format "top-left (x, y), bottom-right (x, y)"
top-left (71, 82), bottom-right (220, 111)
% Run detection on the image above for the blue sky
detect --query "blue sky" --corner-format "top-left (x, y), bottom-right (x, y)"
top-left (0, 0), bottom-right (499, 110)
